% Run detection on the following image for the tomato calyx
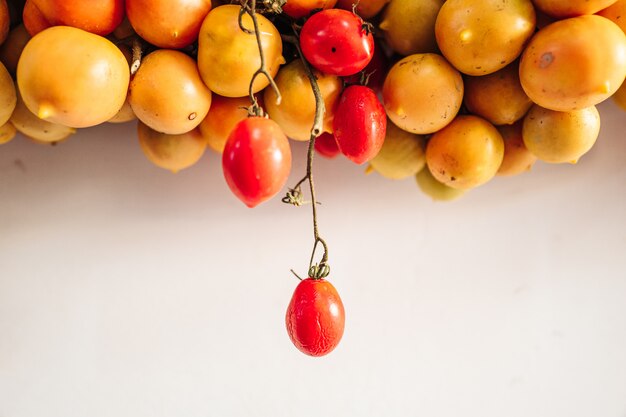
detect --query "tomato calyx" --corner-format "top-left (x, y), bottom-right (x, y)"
top-left (309, 262), bottom-right (330, 280)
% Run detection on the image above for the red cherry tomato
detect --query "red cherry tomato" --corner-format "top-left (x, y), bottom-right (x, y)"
top-left (333, 85), bottom-right (387, 164)
top-left (300, 9), bottom-right (375, 77)
top-left (222, 117), bottom-right (292, 208)
top-left (286, 277), bottom-right (345, 357)
top-left (314, 132), bottom-right (341, 159)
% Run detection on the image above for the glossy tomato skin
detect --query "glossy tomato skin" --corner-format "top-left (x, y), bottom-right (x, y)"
top-left (32, 0), bottom-right (124, 36)
top-left (333, 85), bottom-right (387, 164)
top-left (314, 132), bottom-right (340, 159)
top-left (300, 9), bottom-right (375, 77)
top-left (286, 278), bottom-right (345, 357)
top-left (222, 117), bottom-right (292, 208)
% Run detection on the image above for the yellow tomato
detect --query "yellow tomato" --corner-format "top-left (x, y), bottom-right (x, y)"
top-left (265, 59), bottom-right (342, 142)
top-left (522, 105), bottom-right (600, 164)
top-left (369, 121), bottom-right (426, 180)
top-left (130, 49), bottom-right (212, 134)
top-left (337, 0), bottom-right (388, 19)
top-left (137, 121), bottom-right (207, 173)
top-left (108, 95), bottom-right (136, 124)
top-left (17, 26), bottom-right (129, 128)
top-left (197, 5), bottom-right (284, 97)
top-left (379, 0), bottom-right (443, 55)
top-left (520, 15), bottom-right (626, 111)
top-left (435, 0), bottom-right (536, 75)
top-left (383, 53), bottom-right (463, 135)
top-left (416, 167), bottom-right (466, 201)
top-left (496, 121), bottom-right (537, 176)
top-left (464, 62), bottom-right (532, 126)
top-left (426, 115), bottom-right (504, 190)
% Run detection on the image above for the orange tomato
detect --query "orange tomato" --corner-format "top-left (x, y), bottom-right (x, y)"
top-left (426, 115), bottom-right (504, 190)
top-left (464, 62), bottom-right (532, 126)
top-left (520, 15), bottom-right (626, 111)
top-left (496, 121), bottom-right (537, 176)
top-left (265, 59), bottom-right (342, 142)
top-left (383, 53), bottom-right (464, 135)
top-left (379, 0), bottom-right (443, 55)
top-left (336, 0), bottom-right (388, 19)
top-left (598, 0), bottom-right (626, 34)
top-left (0, 0), bottom-right (8, 45)
top-left (198, 95), bottom-right (251, 153)
top-left (22, 0), bottom-right (51, 36)
top-left (129, 49), bottom-right (212, 135)
top-left (126, 0), bottom-right (212, 49)
top-left (17, 26), bottom-right (130, 128)
top-left (0, 25), bottom-right (31, 75)
top-left (197, 5), bottom-right (284, 97)
top-left (32, 0), bottom-right (124, 36)
top-left (283, 0), bottom-right (338, 19)
top-left (435, 0), bottom-right (536, 75)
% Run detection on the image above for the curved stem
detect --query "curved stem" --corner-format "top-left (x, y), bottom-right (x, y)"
top-left (283, 29), bottom-right (330, 277)
top-left (239, 0), bottom-right (282, 114)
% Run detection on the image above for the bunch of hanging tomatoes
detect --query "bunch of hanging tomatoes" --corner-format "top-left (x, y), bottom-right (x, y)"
top-left (1, 0), bottom-right (625, 356)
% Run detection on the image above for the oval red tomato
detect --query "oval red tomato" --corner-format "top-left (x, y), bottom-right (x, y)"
top-left (286, 277), bottom-right (345, 357)
top-left (314, 132), bottom-right (340, 159)
top-left (333, 85), bottom-right (387, 164)
top-left (222, 117), bottom-right (292, 208)
top-left (300, 9), bottom-right (375, 77)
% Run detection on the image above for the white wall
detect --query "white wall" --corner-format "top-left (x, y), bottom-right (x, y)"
top-left (1, 101), bottom-right (625, 417)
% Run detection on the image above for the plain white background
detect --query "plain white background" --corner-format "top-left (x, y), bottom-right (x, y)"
top-left (0, 100), bottom-right (625, 417)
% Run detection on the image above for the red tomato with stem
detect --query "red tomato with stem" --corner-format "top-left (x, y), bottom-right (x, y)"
top-left (333, 85), bottom-right (387, 164)
top-left (222, 117), bottom-right (292, 208)
top-left (300, 9), bottom-right (375, 77)
top-left (314, 132), bottom-right (341, 159)
top-left (286, 277), bottom-right (345, 357)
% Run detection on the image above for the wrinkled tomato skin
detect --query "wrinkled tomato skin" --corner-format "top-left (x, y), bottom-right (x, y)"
top-left (286, 278), bottom-right (345, 357)
top-left (314, 132), bottom-right (341, 159)
top-left (300, 9), bottom-right (375, 77)
top-left (222, 117), bottom-right (292, 208)
top-left (333, 85), bottom-right (387, 164)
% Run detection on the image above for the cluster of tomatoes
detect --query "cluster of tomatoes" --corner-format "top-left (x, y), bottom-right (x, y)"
top-left (1, 0), bottom-right (626, 357)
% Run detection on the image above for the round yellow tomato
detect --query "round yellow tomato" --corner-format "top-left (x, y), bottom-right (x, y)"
top-left (464, 62), bottom-right (532, 126)
top-left (130, 49), bottom-right (212, 134)
top-left (265, 59), bottom-right (342, 142)
top-left (137, 121), bottom-right (207, 173)
top-left (435, 0), bottom-right (536, 75)
top-left (520, 15), bottom-right (626, 111)
top-left (496, 121), bottom-right (537, 176)
top-left (416, 167), bottom-right (466, 201)
top-left (197, 5), bottom-right (284, 97)
top-left (379, 0), bottom-right (443, 55)
top-left (369, 121), bottom-right (426, 180)
top-left (522, 105), bottom-right (600, 164)
top-left (383, 53), bottom-right (463, 135)
top-left (426, 115), bottom-right (504, 190)
top-left (17, 26), bottom-right (129, 128)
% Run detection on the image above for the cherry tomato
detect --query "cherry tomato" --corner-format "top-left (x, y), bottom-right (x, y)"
top-left (222, 117), bottom-right (292, 208)
top-left (22, 0), bottom-right (51, 36)
top-left (333, 85), bottom-right (387, 164)
top-left (314, 132), bottom-right (340, 159)
top-left (32, 0), bottom-right (124, 36)
top-left (300, 9), bottom-right (374, 77)
top-left (126, 0), bottom-right (212, 49)
top-left (283, 0), bottom-right (337, 19)
top-left (286, 277), bottom-right (345, 357)
top-left (336, 0), bottom-right (389, 19)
